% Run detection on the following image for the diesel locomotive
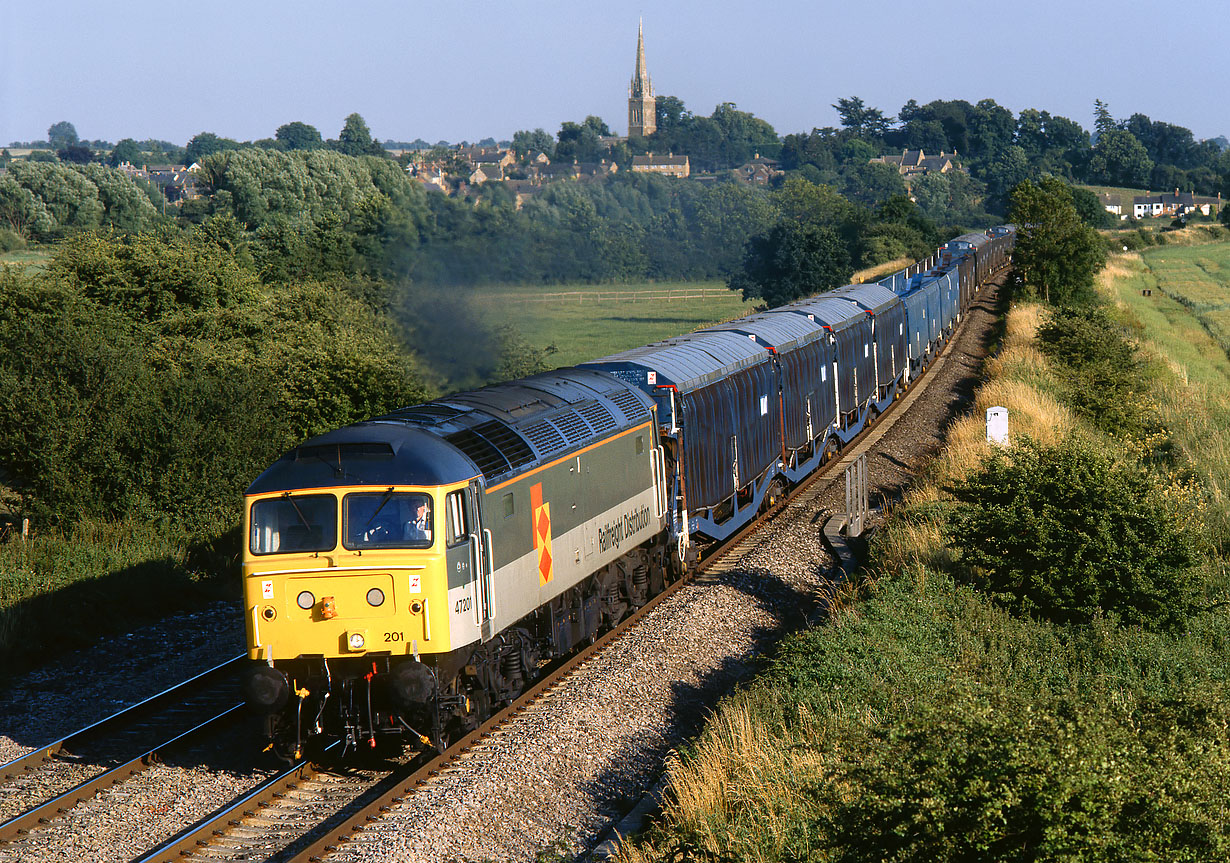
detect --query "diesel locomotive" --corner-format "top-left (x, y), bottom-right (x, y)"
top-left (241, 226), bottom-right (1014, 758)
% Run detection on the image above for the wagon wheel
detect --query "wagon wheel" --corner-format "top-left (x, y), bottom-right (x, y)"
top-left (760, 478), bottom-right (787, 514)
top-left (822, 437), bottom-right (839, 464)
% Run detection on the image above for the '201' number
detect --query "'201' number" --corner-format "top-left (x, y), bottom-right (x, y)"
top-left (383, 632), bottom-right (404, 642)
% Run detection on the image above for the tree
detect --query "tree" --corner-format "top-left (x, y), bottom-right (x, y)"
top-left (185, 132), bottom-right (240, 164)
top-left (3, 160), bottom-right (104, 234)
top-left (833, 96), bottom-right (893, 138)
top-left (1008, 177), bottom-right (1106, 304)
top-left (0, 176), bottom-right (55, 239)
top-left (729, 221), bottom-right (853, 307)
top-left (555, 117), bottom-right (611, 163)
top-left (1093, 99), bottom-right (1115, 137)
top-left (336, 113), bottom-right (383, 157)
top-left (982, 144), bottom-right (1031, 204)
top-left (511, 128), bottom-right (554, 159)
top-left (840, 161), bottom-right (906, 207)
top-left (57, 144), bottom-right (94, 164)
top-left (1068, 184), bottom-right (1111, 228)
top-left (275, 121), bottom-right (323, 151)
top-left (947, 435), bottom-right (1201, 631)
top-left (1088, 129), bottom-right (1153, 187)
top-left (47, 121), bottom-right (79, 150)
top-left (70, 164), bottom-right (159, 232)
top-left (968, 99), bottom-right (1017, 159)
top-left (108, 138), bottom-right (143, 168)
top-left (654, 95), bottom-right (691, 132)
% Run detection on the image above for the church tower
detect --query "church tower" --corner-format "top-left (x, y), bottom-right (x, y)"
top-left (628, 20), bottom-right (656, 138)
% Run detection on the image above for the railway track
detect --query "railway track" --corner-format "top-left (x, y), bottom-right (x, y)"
top-left (130, 267), bottom-right (1008, 863)
top-left (0, 655), bottom-right (247, 849)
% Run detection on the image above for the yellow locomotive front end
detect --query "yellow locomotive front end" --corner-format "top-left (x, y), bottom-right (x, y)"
top-left (243, 486), bottom-right (452, 665)
top-left (238, 423), bottom-right (489, 758)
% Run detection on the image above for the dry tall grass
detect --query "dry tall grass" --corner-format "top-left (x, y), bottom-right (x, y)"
top-left (853, 257), bottom-right (912, 284)
top-left (875, 303), bottom-right (1077, 577)
top-left (617, 698), bottom-right (830, 863)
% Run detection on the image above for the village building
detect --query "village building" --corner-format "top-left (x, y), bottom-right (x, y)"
top-left (1132, 189), bottom-right (1222, 219)
top-left (1099, 193), bottom-right (1124, 219)
top-left (870, 149), bottom-right (962, 176)
top-left (735, 154), bottom-right (782, 186)
top-left (631, 153), bottom-right (690, 178)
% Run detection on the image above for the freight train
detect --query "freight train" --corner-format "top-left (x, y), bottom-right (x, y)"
top-left (240, 226), bottom-right (1014, 758)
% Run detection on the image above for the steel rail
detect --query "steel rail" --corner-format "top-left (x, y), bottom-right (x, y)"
top-left (131, 757), bottom-right (320, 863)
top-left (0, 653), bottom-right (247, 788)
top-left (0, 703), bottom-right (246, 845)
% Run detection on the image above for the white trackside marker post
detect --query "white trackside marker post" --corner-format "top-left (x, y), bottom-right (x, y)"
top-left (987, 407), bottom-right (1009, 445)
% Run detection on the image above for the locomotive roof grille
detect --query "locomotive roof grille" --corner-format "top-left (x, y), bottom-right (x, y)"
top-left (576, 400), bottom-right (618, 435)
top-left (444, 420), bottom-right (535, 480)
top-left (376, 404), bottom-right (464, 424)
top-left (550, 410), bottom-right (592, 446)
top-left (520, 419), bottom-right (568, 455)
top-left (608, 388), bottom-right (650, 421)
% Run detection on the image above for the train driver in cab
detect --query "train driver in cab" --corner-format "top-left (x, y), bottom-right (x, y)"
top-left (406, 499), bottom-right (431, 543)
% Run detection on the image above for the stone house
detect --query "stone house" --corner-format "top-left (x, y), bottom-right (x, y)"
top-left (871, 149), bottom-right (961, 176)
top-left (630, 153), bottom-right (690, 178)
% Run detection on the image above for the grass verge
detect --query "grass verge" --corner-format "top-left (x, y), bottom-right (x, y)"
top-left (0, 518), bottom-right (238, 676)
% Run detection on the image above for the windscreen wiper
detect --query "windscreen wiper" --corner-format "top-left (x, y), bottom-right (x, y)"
top-left (363, 487), bottom-right (397, 528)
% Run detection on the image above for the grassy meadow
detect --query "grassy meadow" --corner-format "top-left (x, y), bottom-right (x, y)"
top-left (474, 261), bottom-right (908, 368)
top-left (470, 281), bottom-right (759, 368)
top-left (619, 243), bottom-right (1230, 862)
top-left (0, 248), bottom-right (52, 270)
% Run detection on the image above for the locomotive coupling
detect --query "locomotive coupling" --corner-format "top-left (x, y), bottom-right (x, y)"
top-left (242, 664), bottom-right (289, 714)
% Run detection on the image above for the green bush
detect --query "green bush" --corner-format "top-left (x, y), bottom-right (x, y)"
top-left (0, 228), bottom-right (25, 253)
top-left (946, 436), bottom-right (1203, 631)
top-left (1035, 304), bottom-right (1157, 437)
top-left (0, 232), bottom-right (430, 533)
top-left (820, 688), bottom-right (1230, 862)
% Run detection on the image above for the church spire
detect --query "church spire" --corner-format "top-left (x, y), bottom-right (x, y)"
top-left (631, 18), bottom-right (652, 98)
top-left (628, 19), bottom-right (657, 137)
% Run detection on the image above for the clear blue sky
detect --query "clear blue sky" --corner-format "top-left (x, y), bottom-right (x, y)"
top-left (2, 0), bottom-right (1225, 147)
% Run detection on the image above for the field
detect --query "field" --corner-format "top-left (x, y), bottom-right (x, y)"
top-left (0, 249), bottom-right (51, 270)
top-left (1112, 243), bottom-right (1230, 388)
top-left (471, 281), bottom-right (760, 367)
top-left (471, 262), bottom-right (908, 368)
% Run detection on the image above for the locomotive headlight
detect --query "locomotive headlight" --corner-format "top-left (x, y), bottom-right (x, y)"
top-left (347, 631), bottom-right (367, 651)
top-left (366, 588), bottom-right (385, 607)
top-left (296, 590), bottom-right (315, 610)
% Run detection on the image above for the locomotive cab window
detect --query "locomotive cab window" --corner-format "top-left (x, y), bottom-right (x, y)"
top-left (343, 491), bottom-right (433, 550)
top-left (251, 494), bottom-right (337, 555)
top-left (445, 491), bottom-right (470, 547)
